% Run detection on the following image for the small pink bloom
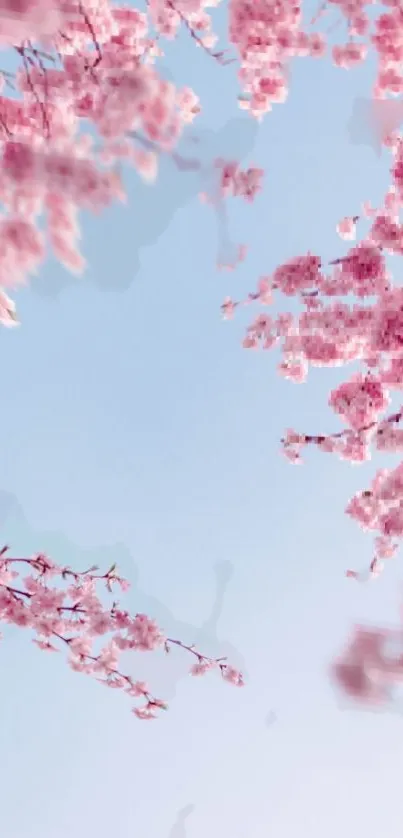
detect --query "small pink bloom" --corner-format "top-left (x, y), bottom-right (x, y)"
top-left (132, 706), bottom-right (157, 720)
top-left (336, 216), bottom-right (357, 241)
top-left (221, 665), bottom-right (244, 686)
top-left (332, 42), bottom-right (368, 69)
top-left (0, 290), bottom-right (18, 326)
top-left (190, 660), bottom-right (213, 676)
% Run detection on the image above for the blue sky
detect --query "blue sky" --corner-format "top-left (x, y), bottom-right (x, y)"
top-left (1, 6), bottom-right (403, 838)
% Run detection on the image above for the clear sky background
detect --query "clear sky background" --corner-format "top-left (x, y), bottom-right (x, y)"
top-left (1, 4), bottom-right (403, 837)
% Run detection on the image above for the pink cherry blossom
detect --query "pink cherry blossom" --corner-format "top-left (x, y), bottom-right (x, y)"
top-left (336, 216), bottom-right (358, 241)
top-left (332, 42), bottom-right (368, 69)
top-left (0, 289), bottom-right (18, 325)
top-left (329, 374), bottom-right (389, 430)
top-left (333, 621), bottom-right (403, 708)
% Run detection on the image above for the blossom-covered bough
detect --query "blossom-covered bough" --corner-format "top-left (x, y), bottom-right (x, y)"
top-left (2, 0), bottom-right (403, 715)
top-left (0, 547), bottom-right (243, 719)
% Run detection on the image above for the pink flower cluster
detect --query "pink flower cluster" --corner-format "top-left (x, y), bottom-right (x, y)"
top-left (225, 166), bottom-right (403, 584)
top-left (329, 374), bottom-right (389, 430)
top-left (217, 160), bottom-right (264, 202)
top-left (0, 0), bottom-right (210, 323)
top-left (346, 462), bottom-right (403, 545)
top-left (4, 0), bottom-right (403, 327)
top-left (209, 1), bottom-right (403, 713)
top-left (332, 624), bottom-right (403, 706)
top-left (229, 0), bottom-right (325, 117)
top-left (0, 547), bottom-right (243, 719)
top-left (4, 0), bottom-right (403, 328)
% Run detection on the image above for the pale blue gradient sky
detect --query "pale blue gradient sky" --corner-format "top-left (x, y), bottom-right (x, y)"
top-left (1, 7), bottom-right (403, 838)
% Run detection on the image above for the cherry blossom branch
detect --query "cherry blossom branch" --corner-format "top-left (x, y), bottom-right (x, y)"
top-left (15, 44), bottom-right (50, 138)
top-left (77, 0), bottom-right (103, 69)
top-left (0, 548), bottom-right (243, 719)
top-left (128, 129), bottom-right (201, 171)
top-left (281, 406), bottom-right (403, 462)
